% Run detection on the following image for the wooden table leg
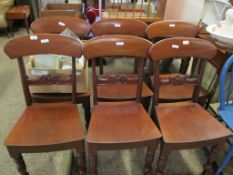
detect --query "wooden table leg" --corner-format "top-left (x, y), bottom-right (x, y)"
top-left (24, 18), bottom-right (30, 34)
top-left (7, 20), bottom-right (14, 37)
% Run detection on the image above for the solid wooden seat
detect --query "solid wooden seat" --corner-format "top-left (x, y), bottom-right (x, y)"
top-left (87, 103), bottom-right (161, 144)
top-left (97, 82), bottom-right (152, 100)
top-left (83, 35), bottom-right (161, 175)
top-left (150, 37), bottom-right (232, 175)
top-left (4, 34), bottom-right (86, 175)
top-left (5, 103), bottom-right (84, 148)
top-left (156, 103), bottom-right (230, 144)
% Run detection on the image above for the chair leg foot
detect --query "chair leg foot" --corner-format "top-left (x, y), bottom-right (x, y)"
top-left (144, 146), bottom-right (156, 174)
top-left (89, 155), bottom-right (98, 175)
top-left (203, 144), bottom-right (222, 175)
top-left (155, 144), bottom-right (171, 175)
top-left (74, 151), bottom-right (86, 175)
top-left (13, 154), bottom-right (29, 175)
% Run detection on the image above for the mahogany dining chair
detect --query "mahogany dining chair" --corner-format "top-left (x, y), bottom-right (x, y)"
top-left (91, 18), bottom-right (153, 111)
top-left (30, 16), bottom-right (91, 128)
top-left (4, 34), bottom-right (86, 175)
top-left (83, 35), bottom-right (162, 175)
top-left (150, 37), bottom-right (232, 174)
top-left (146, 20), bottom-right (219, 108)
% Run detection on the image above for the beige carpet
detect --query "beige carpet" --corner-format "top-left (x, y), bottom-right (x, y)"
top-left (0, 28), bottom-right (233, 175)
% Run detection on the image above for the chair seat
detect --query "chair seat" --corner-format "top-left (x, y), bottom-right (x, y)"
top-left (87, 103), bottom-right (161, 144)
top-left (97, 82), bottom-right (153, 100)
top-left (155, 102), bottom-right (231, 144)
top-left (4, 103), bottom-right (85, 147)
top-left (219, 105), bottom-right (233, 131)
top-left (150, 75), bottom-right (208, 101)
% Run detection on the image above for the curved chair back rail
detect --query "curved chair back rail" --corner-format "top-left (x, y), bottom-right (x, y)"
top-left (30, 16), bottom-right (91, 38)
top-left (149, 37), bottom-right (217, 61)
top-left (150, 37), bottom-right (217, 104)
top-left (4, 34), bottom-right (82, 105)
top-left (4, 34), bottom-right (82, 59)
top-left (92, 18), bottom-right (148, 37)
top-left (146, 20), bottom-right (198, 40)
top-left (83, 35), bottom-right (152, 59)
top-left (83, 35), bottom-right (152, 104)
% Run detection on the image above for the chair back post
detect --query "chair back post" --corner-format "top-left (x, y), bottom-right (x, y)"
top-left (4, 34), bottom-right (82, 105)
top-left (83, 35), bottom-right (152, 104)
top-left (18, 57), bottom-right (32, 106)
top-left (91, 59), bottom-right (98, 105)
top-left (192, 59), bottom-right (206, 103)
top-left (219, 55), bottom-right (233, 110)
top-left (136, 58), bottom-right (145, 103)
top-left (72, 56), bottom-right (77, 104)
top-left (149, 37), bottom-right (217, 104)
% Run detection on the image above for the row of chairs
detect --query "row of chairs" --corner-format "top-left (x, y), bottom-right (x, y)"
top-left (4, 33), bottom-right (232, 174)
top-left (29, 17), bottom-right (220, 128)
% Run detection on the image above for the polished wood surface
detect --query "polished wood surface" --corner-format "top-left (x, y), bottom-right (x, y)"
top-left (84, 35), bottom-right (152, 59)
top-left (31, 16), bottom-right (91, 38)
top-left (30, 19), bottom-right (91, 127)
top-left (83, 35), bottom-right (152, 104)
top-left (4, 34), bottom-right (86, 175)
top-left (97, 82), bottom-right (152, 100)
top-left (91, 20), bottom-right (153, 108)
top-left (5, 5), bottom-right (31, 36)
top-left (87, 103), bottom-right (161, 143)
top-left (149, 37), bottom-right (216, 61)
top-left (156, 103), bottom-right (231, 143)
top-left (84, 35), bottom-right (161, 175)
top-left (5, 103), bottom-right (84, 148)
top-left (92, 18), bottom-right (147, 37)
top-left (146, 20), bottom-right (198, 39)
top-left (150, 37), bottom-right (231, 175)
top-left (147, 21), bottom-right (219, 107)
top-left (5, 5), bottom-right (30, 20)
top-left (4, 34), bottom-right (82, 59)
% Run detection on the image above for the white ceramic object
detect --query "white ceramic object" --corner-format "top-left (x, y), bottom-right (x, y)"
top-left (203, 0), bottom-right (232, 25)
top-left (206, 8), bottom-right (233, 48)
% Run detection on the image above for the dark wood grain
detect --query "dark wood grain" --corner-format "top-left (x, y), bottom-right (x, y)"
top-left (4, 34), bottom-right (86, 175)
top-left (84, 35), bottom-right (152, 59)
top-left (146, 20), bottom-right (198, 40)
top-left (84, 35), bottom-right (161, 175)
top-left (92, 18), bottom-right (147, 37)
top-left (4, 34), bottom-right (82, 59)
top-left (31, 16), bottom-right (91, 38)
top-left (150, 37), bottom-right (232, 175)
top-left (149, 37), bottom-right (217, 61)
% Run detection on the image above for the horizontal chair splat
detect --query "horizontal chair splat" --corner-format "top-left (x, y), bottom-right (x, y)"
top-left (159, 75), bottom-right (200, 86)
top-left (97, 74), bottom-right (139, 84)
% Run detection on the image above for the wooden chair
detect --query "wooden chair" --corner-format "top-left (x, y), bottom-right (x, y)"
top-left (150, 37), bottom-right (232, 175)
top-left (92, 18), bottom-right (153, 110)
top-left (4, 34), bottom-right (86, 175)
top-left (30, 16), bottom-right (91, 128)
top-left (31, 16), bottom-right (91, 39)
top-left (83, 35), bottom-right (161, 175)
top-left (146, 20), bottom-right (219, 108)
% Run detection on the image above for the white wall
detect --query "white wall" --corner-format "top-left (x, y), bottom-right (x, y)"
top-left (164, 0), bottom-right (206, 24)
